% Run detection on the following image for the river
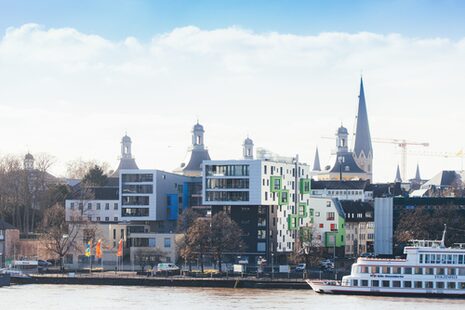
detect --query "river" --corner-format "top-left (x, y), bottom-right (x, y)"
top-left (1, 285), bottom-right (464, 309)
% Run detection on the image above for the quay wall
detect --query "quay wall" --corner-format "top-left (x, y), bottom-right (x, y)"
top-left (12, 275), bottom-right (310, 290)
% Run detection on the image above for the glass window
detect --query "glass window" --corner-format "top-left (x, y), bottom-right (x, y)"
top-left (393, 281), bottom-right (401, 288)
top-left (415, 267), bottom-right (424, 275)
top-left (415, 281), bottom-right (423, 288)
top-left (361, 280), bottom-right (368, 287)
top-left (426, 281), bottom-right (434, 288)
top-left (382, 281), bottom-right (390, 287)
top-left (372, 280), bottom-right (379, 287)
top-left (105, 203), bottom-right (110, 210)
top-left (352, 280), bottom-right (358, 286)
top-left (96, 203), bottom-right (101, 210)
top-left (114, 203), bottom-right (118, 210)
top-left (437, 268), bottom-right (445, 275)
top-left (164, 238), bottom-right (171, 248)
top-left (87, 203), bottom-right (92, 210)
top-left (447, 282), bottom-right (456, 289)
top-left (404, 267), bottom-right (412, 274)
top-left (436, 282), bottom-right (444, 289)
top-left (404, 281), bottom-right (412, 288)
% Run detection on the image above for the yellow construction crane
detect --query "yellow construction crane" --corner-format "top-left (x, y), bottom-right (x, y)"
top-left (407, 149), bottom-right (465, 171)
top-left (321, 136), bottom-right (429, 180)
top-left (371, 138), bottom-right (429, 181)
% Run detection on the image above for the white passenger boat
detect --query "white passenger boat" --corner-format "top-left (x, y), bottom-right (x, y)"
top-left (307, 226), bottom-right (465, 297)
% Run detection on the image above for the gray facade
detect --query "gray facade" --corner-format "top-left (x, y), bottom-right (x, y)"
top-left (374, 197), bottom-right (393, 255)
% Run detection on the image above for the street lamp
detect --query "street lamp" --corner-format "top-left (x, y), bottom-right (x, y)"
top-left (271, 253), bottom-right (274, 280)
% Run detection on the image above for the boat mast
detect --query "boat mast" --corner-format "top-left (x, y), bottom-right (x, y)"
top-left (440, 224), bottom-right (447, 248)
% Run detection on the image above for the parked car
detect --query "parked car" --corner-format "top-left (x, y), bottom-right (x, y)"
top-left (360, 252), bottom-right (375, 258)
top-left (294, 263), bottom-right (306, 272)
top-left (319, 259), bottom-right (334, 270)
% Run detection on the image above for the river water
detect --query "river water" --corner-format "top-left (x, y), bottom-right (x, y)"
top-left (1, 285), bottom-right (464, 310)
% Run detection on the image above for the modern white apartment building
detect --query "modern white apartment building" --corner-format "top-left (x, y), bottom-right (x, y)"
top-left (202, 144), bottom-right (346, 262)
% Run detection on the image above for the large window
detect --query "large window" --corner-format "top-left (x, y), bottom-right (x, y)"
top-left (206, 178), bottom-right (249, 189)
top-left (122, 196), bottom-right (150, 206)
top-left (206, 165), bottom-right (249, 177)
top-left (122, 184), bottom-right (153, 194)
top-left (122, 173), bottom-right (153, 182)
top-left (122, 208), bottom-right (149, 217)
top-left (206, 191), bottom-right (249, 202)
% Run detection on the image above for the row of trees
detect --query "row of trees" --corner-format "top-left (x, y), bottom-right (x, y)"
top-left (177, 209), bottom-right (244, 272)
top-left (0, 155), bottom-right (110, 235)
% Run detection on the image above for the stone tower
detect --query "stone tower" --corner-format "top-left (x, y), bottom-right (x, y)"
top-left (243, 137), bottom-right (254, 160)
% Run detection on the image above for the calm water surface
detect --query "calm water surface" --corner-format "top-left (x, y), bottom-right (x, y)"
top-left (1, 285), bottom-right (464, 310)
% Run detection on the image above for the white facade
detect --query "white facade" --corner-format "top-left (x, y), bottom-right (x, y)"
top-left (311, 189), bottom-right (373, 202)
top-left (202, 159), bottom-right (346, 253)
top-left (65, 200), bottom-right (120, 223)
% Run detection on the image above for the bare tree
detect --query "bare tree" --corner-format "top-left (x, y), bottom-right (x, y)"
top-left (176, 208), bottom-right (200, 271)
top-left (66, 159), bottom-right (111, 179)
top-left (210, 211), bottom-right (244, 271)
top-left (40, 203), bottom-right (95, 271)
top-left (133, 248), bottom-right (166, 271)
top-left (185, 218), bottom-right (211, 273)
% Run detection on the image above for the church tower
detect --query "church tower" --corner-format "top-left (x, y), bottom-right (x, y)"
top-left (337, 125), bottom-right (349, 154)
top-left (24, 153), bottom-right (34, 171)
top-left (192, 121), bottom-right (205, 150)
top-left (243, 137), bottom-right (254, 160)
top-left (111, 134), bottom-right (139, 177)
top-left (353, 77), bottom-right (373, 180)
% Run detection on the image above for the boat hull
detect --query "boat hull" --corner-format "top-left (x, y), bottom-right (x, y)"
top-left (307, 280), bottom-right (465, 298)
top-left (0, 274), bottom-right (11, 287)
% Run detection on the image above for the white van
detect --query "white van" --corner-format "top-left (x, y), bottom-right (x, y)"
top-left (157, 263), bottom-right (180, 272)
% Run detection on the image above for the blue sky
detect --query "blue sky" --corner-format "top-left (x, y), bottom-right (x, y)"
top-left (2, 0), bottom-right (465, 40)
top-left (1, 1), bottom-right (465, 181)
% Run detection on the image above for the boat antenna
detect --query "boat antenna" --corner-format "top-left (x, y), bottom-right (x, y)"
top-left (440, 224), bottom-right (447, 248)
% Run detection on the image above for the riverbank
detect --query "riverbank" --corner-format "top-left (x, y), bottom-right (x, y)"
top-left (11, 273), bottom-right (310, 289)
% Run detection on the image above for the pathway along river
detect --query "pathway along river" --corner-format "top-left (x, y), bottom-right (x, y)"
top-left (1, 285), bottom-right (465, 309)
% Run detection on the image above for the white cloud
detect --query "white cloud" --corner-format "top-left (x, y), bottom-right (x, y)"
top-left (0, 23), bottom-right (464, 181)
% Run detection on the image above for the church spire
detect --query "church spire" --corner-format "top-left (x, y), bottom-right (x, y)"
top-left (354, 77), bottom-right (373, 159)
top-left (313, 147), bottom-right (321, 171)
top-left (395, 165), bottom-right (402, 183)
top-left (414, 163), bottom-right (421, 181)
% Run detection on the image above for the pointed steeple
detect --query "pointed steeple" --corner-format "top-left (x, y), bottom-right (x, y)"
top-left (414, 163), bottom-right (421, 181)
top-left (353, 77), bottom-right (373, 159)
top-left (395, 165), bottom-right (402, 183)
top-left (313, 147), bottom-right (321, 171)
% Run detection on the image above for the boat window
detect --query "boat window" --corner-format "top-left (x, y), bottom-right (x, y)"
top-left (382, 266), bottom-right (390, 274)
top-left (453, 255), bottom-right (458, 265)
top-left (449, 268), bottom-right (457, 276)
top-left (459, 268), bottom-right (465, 276)
top-left (447, 282), bottom-right (456, 289)
top-left (425, 281), bottom-right (434, 288)
top-left (372, 266), bottom-right (381, 274)
top-left (460, 282), bottom-right (465, 289)
top-left (372, 280), bottom-right (379, 287)
top-left (458, 255), bottom-right (464, 265)
top-left (361, 266), bottom-right (369, 273)
top-left (382, 281), bottom-right (390, 288)
top-left (447, 255), bottom-right (453, 264)
top-left (425, 268), bottom-right (434, 275)
top-left (437, 268), bottom-right (445, 275)
top-left (392, 267), bottom-right (401, 274)
top-left (441, 255), bottom-right (447, 264)
top-left (393, 281), bottom-right (401, 288)
top-left (425, 254), bottom-right (430, 264)
top-left (403, 281), bottom-right (412, 288)
top-left (436, 282), bottom-right (445, 289)
top-left (414, 267), bottom-right (423, 275)
top-left (352, 279), bottom-right (358, 286)
top-left (419, 254), bottom-right (423, 264)
top-left (403, 267), bottom-right (412, 274)
top-left (361, 280), bottom-right (368, 287)
top-left (415, 281), bottom-right (423, 288)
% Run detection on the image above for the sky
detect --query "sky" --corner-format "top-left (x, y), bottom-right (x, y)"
top-left (1, 0), bottom-right (465, 182)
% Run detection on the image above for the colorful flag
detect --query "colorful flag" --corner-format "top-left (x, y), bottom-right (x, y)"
top-left (117, 239), bottom-right (123, 257)
top-left (95, 239), bottom-right (102, 259)
top-left (85, 240), bottom-right (92, 257)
